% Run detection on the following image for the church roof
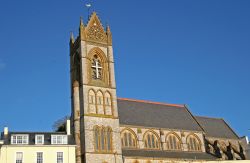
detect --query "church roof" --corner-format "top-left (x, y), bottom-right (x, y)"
top-left (117, 98), bottom-right (203, 132)
top-left (195, 116), bottom-right (239, 139)
top-left (122, 149), bottom-right (218, 160)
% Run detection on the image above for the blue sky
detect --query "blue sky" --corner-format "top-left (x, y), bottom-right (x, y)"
top-left (0, 0), bottom-right (249, 137)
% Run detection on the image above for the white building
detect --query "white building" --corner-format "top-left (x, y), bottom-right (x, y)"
top-left (0, 121), bottom-right (76, 163)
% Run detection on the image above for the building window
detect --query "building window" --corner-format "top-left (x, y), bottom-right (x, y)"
top-left (166, 133), bottom-right (182, 150)
top-left (94, 126), bottom-right (112, 152)
top-left (104, 91), bottom-right (113, 115)
top-left (91, 55), bottom-right (102, 80)
top-left (96, 91), bottom-right (104, 114)
top-left (57, 152), bottom-right (63, 163)
top-left (16, 152), bottom-right (23, 163)
top-left (35, 135), bottom-right (44, 145)
top-left (51, 135), bottom-right (67, 144)
top-left (187, 134), bottom-right (201, 151)
top-left (37, 152), bottom-right (43, 163)
top-left (121, 129), bottom-right (137, 148)
top-left (144, 131), bottom-right (160, 149)
top-left (12, 135), bottom-right (29, 144)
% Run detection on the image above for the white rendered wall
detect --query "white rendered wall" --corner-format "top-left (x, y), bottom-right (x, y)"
top-left (0, 145), bottom-right (75, 163)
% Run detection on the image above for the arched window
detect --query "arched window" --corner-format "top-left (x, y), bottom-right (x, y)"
top-left (106, 127), bottom-right (112, 151)
top-left (88, 89), bottom-right (96, 114)
top-left (94, 126), bottom-right (112, 152)
top-left (91, 55), bottom-right (103, 80)
top-left (187, 134), bottom-right (201, 151)
top-left (94, 126), bottom-right (100, 150)
top-left (144, 131), bottom-right (160, 149)
top-left (104, 91), bottom-right (112, 115)
top-left (166, 133), bottom-right (182, 150)
top-left (96, 91), bottom-right (104, 114)
top-left (121, 129), bottom-right (137, 148)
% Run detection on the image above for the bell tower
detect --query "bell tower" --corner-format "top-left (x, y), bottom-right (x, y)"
top-left (70, 12), bottom-right (123, 163)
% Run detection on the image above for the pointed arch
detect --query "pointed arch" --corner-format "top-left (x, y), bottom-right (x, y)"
top-left (104, 91), bottom-right (113, 115)
top-left (93, 126), bottom-right (100, 151)
top-left (186, 133), bottom-right (202, 152)
top-left (143, 130), bottom-right (160, 149)
top-left (87, 47), bottom-right (109, 86)
top-left (121, 128), bottom-right (138, 148)
top-left (93, 126), bottom-right (113, 153)
top-left (88, 89), bottom-right (96, 114)
top-left (105, 127), bottom-right (113, 151)
top-left (165, 132), bottom-right (182, 151)
top-left (96, 90), bottom-right (104, 114)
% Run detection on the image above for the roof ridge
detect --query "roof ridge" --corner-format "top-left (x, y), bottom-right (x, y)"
top-left (117, 97), bottom-right (184, 108)
top-left (195, 115), bottom-right (223, 120)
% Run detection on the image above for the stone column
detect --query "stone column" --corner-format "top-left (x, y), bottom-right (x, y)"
top-left (73, 81), bottom-right (81, 163)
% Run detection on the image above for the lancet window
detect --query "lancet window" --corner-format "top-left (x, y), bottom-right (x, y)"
top-left (187, 134), bottom-right (201, 151)
top-left (121, 129), bottom-right (137, 148)
top-left (144, 131), bottom-right (160, 149)
top-left (88, 89), bottom-right (96, 114)
top-left (104, 91), bottom-right (112, 115)
top-left (166, 133), bottom-right (182, 150)
top-left (96, 91), bottom-right (104, 114)
top-left (94, 126), bottom-right (112, 152)
top-left (91, 55), bottom-right (102, 80)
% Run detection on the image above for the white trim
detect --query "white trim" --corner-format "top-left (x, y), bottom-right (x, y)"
top-left (36, 152), bottom-right (43, 163)
top-left (35, 135), bottom-right (44, 145)
top-left (11, 134), bottom-right (29, 145)
top-left (15, 152), bottom-right (23, 163)
top-left (56, 152), bottom-right (64, 163)
top-left (51, 135), bottom-right (68, 145)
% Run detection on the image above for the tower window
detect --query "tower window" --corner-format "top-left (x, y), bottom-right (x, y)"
top-left (93, 126), bottom-right (112, 152)
top-left (91, 55), bottom-right (102, 80)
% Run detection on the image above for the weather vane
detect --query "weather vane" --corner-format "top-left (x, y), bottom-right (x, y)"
top-left (85, 1), bottom-right (92, 20)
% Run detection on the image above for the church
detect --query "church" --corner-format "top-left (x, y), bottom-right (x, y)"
top-left (0, 10), bottom-right (248, 163)
top-left (69, 12), bottom-right (247, 163)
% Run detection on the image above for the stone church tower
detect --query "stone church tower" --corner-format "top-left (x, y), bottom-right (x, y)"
top-left (70, 13), bottom-right (123, 163)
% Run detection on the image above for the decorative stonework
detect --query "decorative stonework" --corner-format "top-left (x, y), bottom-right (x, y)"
top-left (86, 12), bottom-right (107, 44)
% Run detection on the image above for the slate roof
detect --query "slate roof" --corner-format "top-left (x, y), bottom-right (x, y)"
top-left (1, 132), bottom-right (75, 145)
top-left (117, 98), bottom-right (203, 132)
top-left (195, 116), bottom-right (239, 139)
top-left (122, 149), bottom-right (218, 160)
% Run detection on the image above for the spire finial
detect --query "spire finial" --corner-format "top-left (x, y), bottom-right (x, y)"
top-left (80, 16), bottom-right (84, 26)
top-left (70, 32), bottom-right (75, 43)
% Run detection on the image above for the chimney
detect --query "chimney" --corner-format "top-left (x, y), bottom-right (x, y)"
top-left (66, 120), bottom-right (71, 135)
top-left (4, 127), bottom-right (8, 136)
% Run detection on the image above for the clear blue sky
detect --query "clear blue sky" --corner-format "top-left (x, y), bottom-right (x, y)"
top-left (0, 0), bottom-right (249, 137)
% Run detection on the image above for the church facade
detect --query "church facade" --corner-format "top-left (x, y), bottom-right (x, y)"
top-left (69, 12), bottom-right (247, 163)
